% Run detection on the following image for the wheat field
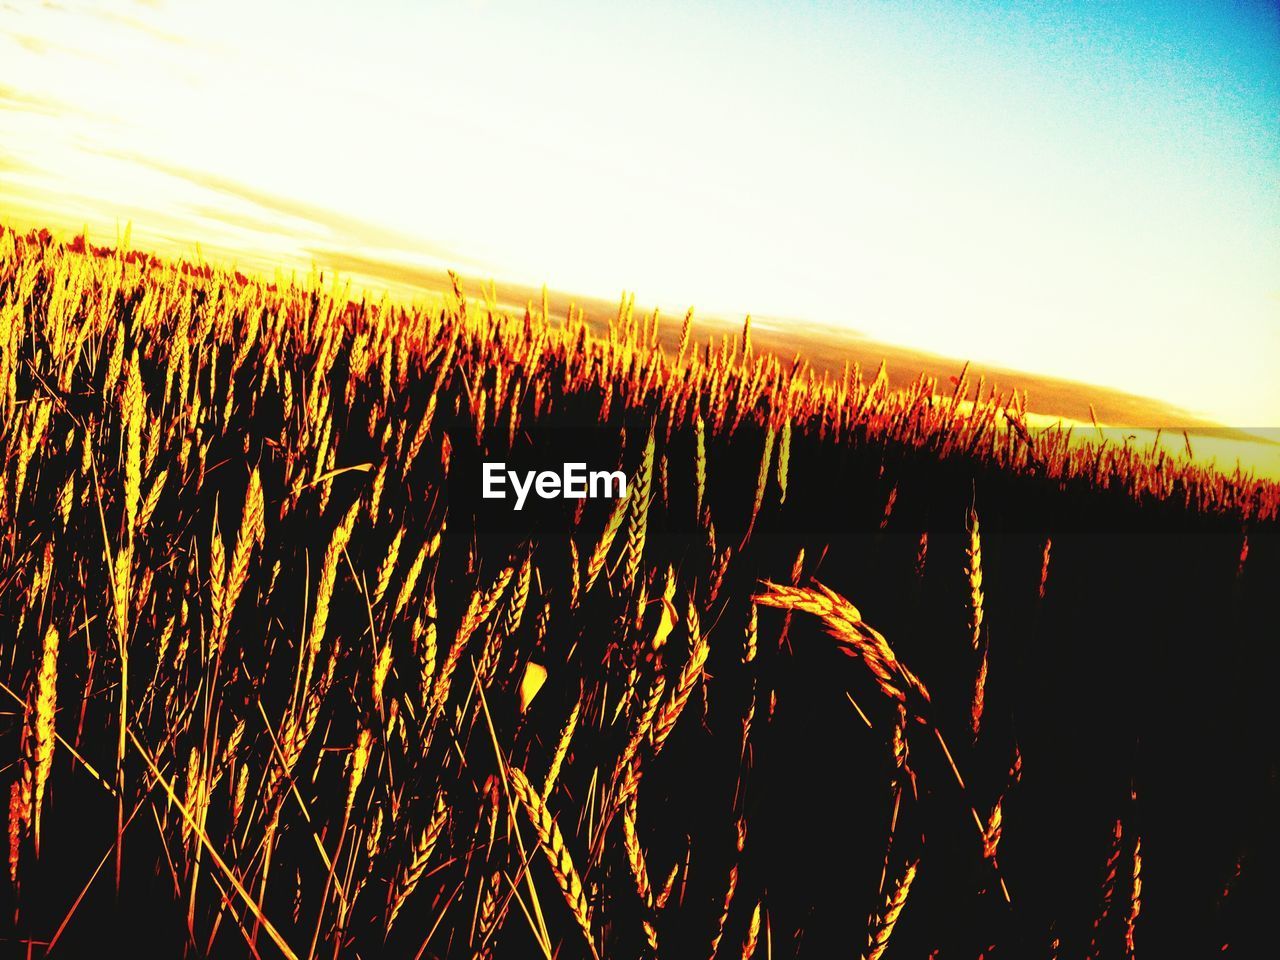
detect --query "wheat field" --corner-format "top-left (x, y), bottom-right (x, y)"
top-left (0, 224), bottom-right (1275, 957)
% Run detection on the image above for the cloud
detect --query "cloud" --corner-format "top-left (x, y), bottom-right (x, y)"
top-left (102, 151), bottom-right (483, 268)
top-left (84, 6), bottom-right (194, 48)
top-left (5, 31), bottom-right (51, 55)
top-left (0, 149), bottom-right (33, 176)
top-left (300, 248), bottom-right (452, 293)
top-left (0, 83), bottom-right (69, 117)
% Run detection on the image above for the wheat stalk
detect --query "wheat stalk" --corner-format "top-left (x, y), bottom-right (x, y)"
top-left (622, 428), bottom-right (655, 591)
top-left (776, 417), bottom-right (790, 505)
top-left (743, 423), bottom-right (775, 545)
top-left (1125, 836), bottom-right (1142, 959)
top-left (863, 859), bottom-right (918, 960)
top-left (386, 793), bottom-right (448, 934)
top-left (742, 901), bottom-right (762, 958)
top-left (965, 503), bottom-right (984, 651)
top-left (374, 526), bottom-right (405, 606)
top-left (123, 349), bottom-right (144, 537)
top-left (506, 766), bottom-right (598, 959)
top-left (752, 580), bottom-right (930, 708)
top-left (650, 600), bottom-right (709, 759)
top-left (431, 564), bottom-right (514, 720)
top-left (1088, 817), bottom-right (1124, 958)
top-left (221, 467), bottom-right (264, 651)
top-left (695, 412), bottom-right (707, 517)
top-left (971, 634), bottom-right (988, 743)
top-left (621, 795), bottom-right (659, 950)
top-left (542, 692), bottom-right (581, 801)
top-left (584, 491), bottom-right (629, 595)
top-left (1038, 536), bottom-right (1052, 599)
top-left (304, 499), bottom-right (360, 694)
top-left (32, 625), bottom-right (59, 856)
top-left (708, 818), bottom-right (746, 957)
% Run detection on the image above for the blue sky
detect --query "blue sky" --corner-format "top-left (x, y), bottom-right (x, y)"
top-left (1, 0), bottom-right (1277, 425)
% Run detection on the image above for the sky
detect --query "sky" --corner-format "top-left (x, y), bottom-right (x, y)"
top-left (1, 0), bottom-right (1277, 427)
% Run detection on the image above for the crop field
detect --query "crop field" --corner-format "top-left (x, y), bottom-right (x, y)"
top-left (0, 224), bottom-right (1275, 958)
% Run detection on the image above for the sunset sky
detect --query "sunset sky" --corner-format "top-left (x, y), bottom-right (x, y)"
top-left (1, 0), bottom-right (1277, 428)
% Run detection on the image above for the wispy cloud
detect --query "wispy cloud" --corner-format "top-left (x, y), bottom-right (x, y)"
top-left (84, 6), bottom-right (194, 48)
top-left (111, 153), bottom-right (482, 267)
top-left (0, 82), bottom-right (68, 117)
